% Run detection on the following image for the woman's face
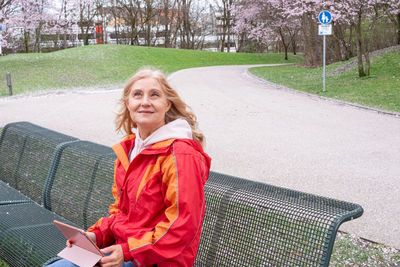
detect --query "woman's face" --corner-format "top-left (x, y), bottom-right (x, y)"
top-left (126, 77), bottom-right (171, 139)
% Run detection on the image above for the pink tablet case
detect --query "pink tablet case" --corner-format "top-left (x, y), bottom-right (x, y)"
top-left (54, 220), bottom-right (103, 267)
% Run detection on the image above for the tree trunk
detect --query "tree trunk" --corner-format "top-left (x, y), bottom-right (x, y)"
top-left (333, 24), bottom-right (344, 61)
top-left (146, 24), bottom-right (151, 46)
top-left (226, 5), bottom-right (231, 52)
top-left (227, 27), bottom-right (231, 52)
top-left (163, 1), bottom-right (170, 48)
top-left (347, 25), bottom-right (354, 59)
top-left (278, 28), bottom-right (288, 60)
top-left (220, 30), bottom-right (226, 52)
top-left (355, 14), bottom-right (366, 77)
top-left (364, 51), bottom-right (370, 76)
top-left (356, 38), bottom-right (365, 77)
top-left (220, 7), bottom-right (227, 52)
top-left (85, 26), bottom-right (90, 45)
top-left (301, 13), bottom-right (321, 66)
top-left (292, 38), bottom-right (297, 55)
top-left (237, 32), bottom-right (246, 52)
top-left (38, 29), bottom-right (42, 53)
top-left (35, 27), bottom-right (42, 53)
top-left (180, 0), bottom-right (190, 49)
top-left (397, 13), bottom-right (400, 44)
top-left (145, 0), bottom-right (152, 46)
top-left (63, 30), bottom-right (67, 49)
top-left (63, 2), bottom-right (67, 49)
top-left (130, 23), bottom-right (135, 45)
top-left (114, 18), bottom-right (119, 44)
top-left (24, 30), bottom-right (29, 53)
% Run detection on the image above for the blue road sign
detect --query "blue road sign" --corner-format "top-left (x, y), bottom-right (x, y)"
top-left (318, 11), bottom-right (332, 24)
top-left (0, 25), bottom-right (3, 30)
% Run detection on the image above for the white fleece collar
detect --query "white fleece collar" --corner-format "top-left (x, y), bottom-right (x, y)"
top-left (129, 118), bottom-right (192, 162)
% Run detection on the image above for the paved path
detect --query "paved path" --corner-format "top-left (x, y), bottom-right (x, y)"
top-left (1, 65), bottom-right (399, 248)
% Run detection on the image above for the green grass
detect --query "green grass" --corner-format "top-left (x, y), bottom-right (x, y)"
top-left (249, 50), bottom-right (400, 113)
top-left (0, 44), bottom-right (302, 96)
top-left (330, 232), bottom-right (400, 266)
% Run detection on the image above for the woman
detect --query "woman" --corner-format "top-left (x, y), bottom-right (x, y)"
top-left (49, 68), bottom-right (211, 267)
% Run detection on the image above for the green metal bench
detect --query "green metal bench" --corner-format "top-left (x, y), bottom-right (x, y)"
top-left (196, 172), bottom-right (363, 266)
top-left (0, 122), bottom-right (78, 205)
top-left (0, 123), bottom-right (115, 266)
top-left (0, 122), bottom-right (363, 266)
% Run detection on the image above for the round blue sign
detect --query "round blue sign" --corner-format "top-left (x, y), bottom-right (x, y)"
top-left (318, 11), bottom-right (332, 24)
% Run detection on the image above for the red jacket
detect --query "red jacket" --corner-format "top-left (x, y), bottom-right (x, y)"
top-left (88, 135), bottom-right (211, 267)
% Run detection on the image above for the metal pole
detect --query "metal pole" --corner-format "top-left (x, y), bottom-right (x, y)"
top-left (6, 72), bottom-right (12, 96)
top-left (323, 35), bottom-right (326, 92)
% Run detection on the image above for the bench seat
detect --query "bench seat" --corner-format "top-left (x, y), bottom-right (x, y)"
top-left (0, 203), bottom-right (73, 266)
top-left (0, 181), bottom-right (32, 205)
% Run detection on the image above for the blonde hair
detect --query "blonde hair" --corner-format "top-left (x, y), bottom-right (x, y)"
top-left (115, 67), bottom-right (205, 147)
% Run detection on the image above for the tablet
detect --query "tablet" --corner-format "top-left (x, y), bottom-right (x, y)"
top-left (53, 220), bottom-right (104, 267)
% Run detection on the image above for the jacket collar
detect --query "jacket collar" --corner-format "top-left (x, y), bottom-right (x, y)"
top-left (112, 134), bottom-right (176, 171)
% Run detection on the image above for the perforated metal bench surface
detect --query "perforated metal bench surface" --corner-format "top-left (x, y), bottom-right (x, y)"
top-left (194, 172), bottom-right (363, 266)
top-left (0, 124), bottom-right (115, 266)
top-left (0, 122), bottom-right (78, 205)
top-left (0, 122), bottom-right (363, 267)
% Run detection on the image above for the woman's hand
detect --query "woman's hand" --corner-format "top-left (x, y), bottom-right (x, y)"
top-left (99, 245), bottom-right (124, 267)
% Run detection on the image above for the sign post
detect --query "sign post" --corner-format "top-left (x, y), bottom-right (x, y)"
top-left (6, 72), bottom-right (12, 96)
top-left (318, 11), bottom-right (332, 92)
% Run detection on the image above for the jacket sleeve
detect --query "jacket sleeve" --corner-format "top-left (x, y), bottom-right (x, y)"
top-left (88, 160), bottom-right (121, 248)
top-left (121, 147), bottom-right (208, 265)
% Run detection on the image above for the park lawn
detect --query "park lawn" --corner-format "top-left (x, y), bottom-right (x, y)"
top-left (0, 45), bottom-right (302, 96)
top-left (249, 50), bottom-right (400, 113)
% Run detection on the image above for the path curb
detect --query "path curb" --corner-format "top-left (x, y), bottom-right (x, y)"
top-left (245, 68), bottom-right (400, 119)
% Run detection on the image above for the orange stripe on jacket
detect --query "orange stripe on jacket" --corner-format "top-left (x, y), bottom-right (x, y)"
top-left (135, 139), bottom-right (175, 202)
top-left (136, 155), bottom-right (167, 202)
top-left (128, 152), bottom-right (179, 251)
top-left (109, 159), bottom-right (121, 215)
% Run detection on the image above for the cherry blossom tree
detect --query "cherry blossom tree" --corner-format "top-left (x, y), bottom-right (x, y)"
top-left (233, 0), bottom-right (393, 76)
top-left (382, 0), bottom-right (400, 44)
top-left (55, 0), bottom-right (79, 49)
top-left (0, 0), bottom-right (14, 48)
top-left (232, 0), bottom-right (302, 59)
top-left (0, 0), bottom-right (12, 22)
top-left (330, 0), bottom-right (388, 76)
top-left (4, 0), bottom-right (56, 53)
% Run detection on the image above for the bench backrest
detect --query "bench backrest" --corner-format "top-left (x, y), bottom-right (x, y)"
top-left (195, 171), bottom-right (363, 267)
top-left (43, 141), bottom-right (116, 229)
top-left (0, 122), bottom-right (77, 205)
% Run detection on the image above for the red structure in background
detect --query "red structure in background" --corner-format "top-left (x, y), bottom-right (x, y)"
top-left (95, 23), bottom-right (103, 44)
